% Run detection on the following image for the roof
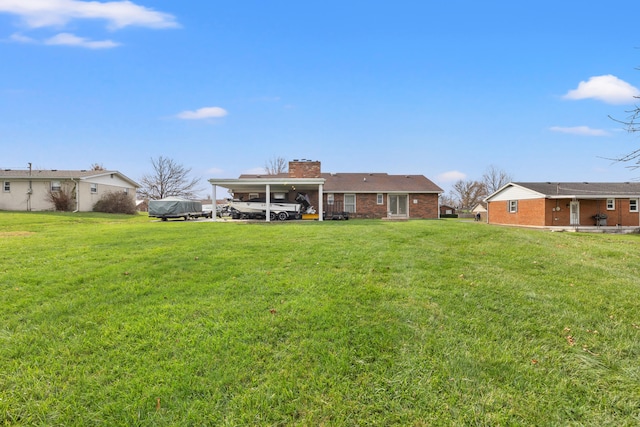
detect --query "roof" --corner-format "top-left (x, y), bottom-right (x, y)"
top-left (212, 171), bottom-right (443, 194)
top-left (487, 182), bottom-right (640, 201)
top-left (0, 169), bottom-right (140, 187)
top-left (322, 173), bottom-right (442, 193)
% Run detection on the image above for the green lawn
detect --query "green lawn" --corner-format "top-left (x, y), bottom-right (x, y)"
top-left (1, 213), bottom-right (639, 426)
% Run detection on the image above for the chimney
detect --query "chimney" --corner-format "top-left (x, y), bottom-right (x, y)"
top-left (289, 159), bottom-right (321, 178)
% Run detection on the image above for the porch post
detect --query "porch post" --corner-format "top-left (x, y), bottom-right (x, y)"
top-left (265, 184), bottom-right (271, 222)
top-left (318, 183), bottom-right (323, 221)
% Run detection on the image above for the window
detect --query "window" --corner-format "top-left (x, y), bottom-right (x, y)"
top-left (123, 188), bottom-right (129, 195)
top-left (51, 181), bottom-right (61, 192)
top-left (630, 199), bottom-right (638, 212)
top-left (249, 193), bottom-right (259, 200)
top-left (377, 193), bottom-right (384, 205)
top-left (606, 199), bottom-right (615, 210)
top-left (3, 181), bottom-right (9, 192)
top-left (90, 183), bottom-right (98, 194)
top-left (508, 200), bottom-right (518, 213)
top-left (344, 194), bottom-right (356, 213)
top-left (326, 193), bottom-right (334, 205)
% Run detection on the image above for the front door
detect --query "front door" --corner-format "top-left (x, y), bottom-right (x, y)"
top-left (388, 194), bottom-right (408, 217)
top-left (570, 201), bottom-right (580, 225)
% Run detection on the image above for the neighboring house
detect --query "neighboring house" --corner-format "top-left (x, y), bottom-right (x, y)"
top-left (209, 159), bottom-right (443, 221)
top-left (440, 204), bottom-right (457, 216)
top-left (485, 182), bottom-right (640, 229)
top-left (0, 169), bottom-right (139, 212)
top-left (472, 202), bottom-right (487, 221)
top-left (136, 199), bottom-right (149, 212)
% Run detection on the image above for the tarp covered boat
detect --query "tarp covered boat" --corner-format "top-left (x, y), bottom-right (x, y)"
top-left (148, 197), bottom-right (210, 221)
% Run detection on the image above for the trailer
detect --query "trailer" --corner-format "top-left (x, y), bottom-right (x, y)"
top-left (148, 197), bottom-right (212, 221)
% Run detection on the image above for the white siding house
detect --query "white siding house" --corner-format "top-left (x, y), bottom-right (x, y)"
top-left (0, 169), bottom-right (139, 212)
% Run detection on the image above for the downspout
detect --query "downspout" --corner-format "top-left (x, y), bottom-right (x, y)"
top-left (27, 162), bottom-right (32, 211)
top-left (71, 178), bottom-right (79, 212)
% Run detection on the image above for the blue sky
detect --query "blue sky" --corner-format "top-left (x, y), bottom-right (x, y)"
top-left (2, 1), bottom-right (640, 198)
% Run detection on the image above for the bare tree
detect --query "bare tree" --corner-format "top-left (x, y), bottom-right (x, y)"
top-left (138, 156), bottom-right (202, 200)
top-left (439, 192), bottom-right (458, 208)
top-left (451, 180), bottom-right (486, 210)
top-left (608, 104), bottom-right (640, 169)
top-left (264, 156), bottom-right (288, 175)
top-left (90, 163), bottom-right (106, 171)
top-left (482, 165), bottom-right (513, 194)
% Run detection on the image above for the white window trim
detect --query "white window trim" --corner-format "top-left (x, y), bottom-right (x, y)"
top-left (376, 193), bottom-right (384, 205)
top-left (508, 200), bottom-right (518, 213)
top-left (630, 199), bottom-right (638, 213)
top-left (344, 194), bottom-right (356, 213)
top-left (326, 193), bottom-right (334, 205)
top-left (248, 193), bottom-right (259, 200)
top-left (90, 183), bottom-right (98, 194)
top-left (3, 181), bottom-right (9, 192)
top-left (51, 181), bottom-right (61, 192)
top-left (606, 198), bottom-right (615, 210)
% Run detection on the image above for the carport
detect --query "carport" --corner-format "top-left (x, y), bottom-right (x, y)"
top-left (208, 177), bottom-right (325, 222)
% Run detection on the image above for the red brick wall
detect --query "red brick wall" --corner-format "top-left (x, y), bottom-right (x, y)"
top-left (488, 199), bottom-right (546, 226)
top-left (325, 193), bottom-right (439, 219)
top-left (489, 198), bottom-right (640, 227)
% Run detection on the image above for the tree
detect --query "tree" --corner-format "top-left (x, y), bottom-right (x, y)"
top-left (137, 156), bottom-right (202, 200)
top-left (482, 165), bottom-right (513, 195)
top-left (91, 163), bottom-right (106, 171)
top-left (451, 180), bottom-right (486, 210)
top-left (264, 156), bottom-right (287, 175)
top-left (608, 104), bottom-right (640, 168)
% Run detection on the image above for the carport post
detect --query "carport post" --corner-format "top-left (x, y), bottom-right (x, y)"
top-left (211, 184), bottom-right (217, 222)
top-left (318, 183), bottom-right (323, 221)
top-left (265, 184), bottom-right (271, 222)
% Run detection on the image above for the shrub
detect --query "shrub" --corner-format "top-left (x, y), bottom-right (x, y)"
top-left (93, 191), bottom-right (136, 214)
top-left (46, 186), bottom-right (76, 211)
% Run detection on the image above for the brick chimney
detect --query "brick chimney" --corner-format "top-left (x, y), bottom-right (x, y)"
top-left (288, 159), bottom-right (321, 178)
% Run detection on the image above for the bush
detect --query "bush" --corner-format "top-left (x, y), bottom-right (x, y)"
top-left (93, 191), bottom-right (136, 214)
top-left (47, 187), bottom-right (76, 211)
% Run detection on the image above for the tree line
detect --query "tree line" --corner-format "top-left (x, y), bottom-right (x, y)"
top-left (440, 165), bottom-right (513, 211)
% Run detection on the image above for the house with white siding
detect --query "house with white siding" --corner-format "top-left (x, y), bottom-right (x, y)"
top-left (0, 169), bottom-right (139, 212)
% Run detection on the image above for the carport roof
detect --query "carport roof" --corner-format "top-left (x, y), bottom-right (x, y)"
top-left (208, 177), bottom-right (325, 193)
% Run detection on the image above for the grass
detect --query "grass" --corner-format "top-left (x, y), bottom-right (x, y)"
top-left (1, 212), bottom-right (640, 426)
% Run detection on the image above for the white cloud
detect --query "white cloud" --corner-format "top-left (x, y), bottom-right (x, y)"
top-left (437, 170), bottom-right (466, 182)
top-left (176, 107), bottom-right (228, 120)
top-left (563, 75), bottom-right (640, 104)
top-left (549, 126), bottom-right (609, 136)
top-left (0, 0), bottom-right (178, 30)
top-left (9, 32), bottom-right (36, 43)
top-left (45, 32), bottom-right (119, 48)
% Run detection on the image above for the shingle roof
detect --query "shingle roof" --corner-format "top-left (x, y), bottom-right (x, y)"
top-left (322, 173), bottom-right (442, 193)
top-left (515, 182), bottom-right (640, 197)
top-left (235, 172), bottom-right (443, 193)
top-left (0, 169), bottom-right (139, 187)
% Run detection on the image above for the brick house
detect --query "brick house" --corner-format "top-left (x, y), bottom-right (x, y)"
top-left (0, 169), bottom-right (139, 212)
top-left (485, 182), bottom-right (640, 229)
top-left (209, 160), bottom-right (442, 221)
